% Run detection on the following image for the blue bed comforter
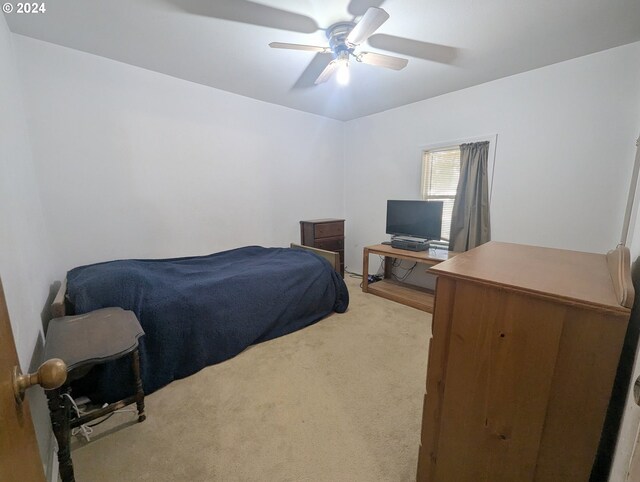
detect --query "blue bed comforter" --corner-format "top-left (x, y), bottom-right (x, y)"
top-left (66, 246), bottom-right (349, 402)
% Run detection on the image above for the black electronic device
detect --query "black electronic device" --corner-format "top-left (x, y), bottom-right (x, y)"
top-left (391, 238), bottom-right (429, 251)
top-left (386, 200), bottom-right (443, 241)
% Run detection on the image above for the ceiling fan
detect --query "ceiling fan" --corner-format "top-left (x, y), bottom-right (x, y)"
top-left (269, 7), bottom-right (408, 86)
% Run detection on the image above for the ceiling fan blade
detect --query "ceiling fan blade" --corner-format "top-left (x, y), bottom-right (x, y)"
top-left (347, 0), bottom-right (386, 17)
top-left (314, 60), bottom-right (340, 84)
top-left (346, 7), bottom-right (389, 46)
top-left (292, 53), bottom-right (334, 90)
top-left (358, 51), bottom-right (408, 70)
top-left (367, 34), bottom-right (458, 64)
top-left (269, 42), bottom-right (329, 53)
top-left (167, 0), bottom-right (318, 34)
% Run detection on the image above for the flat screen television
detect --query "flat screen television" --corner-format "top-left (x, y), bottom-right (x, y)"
top-left (386, 200), bottom-right (443, 240)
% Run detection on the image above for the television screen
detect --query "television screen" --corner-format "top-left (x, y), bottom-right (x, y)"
top-left (386, 200), bottom-right (443, 240)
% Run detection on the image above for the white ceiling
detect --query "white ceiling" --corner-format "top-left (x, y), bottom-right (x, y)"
top-left (5, 0), bottom-right (640, 121)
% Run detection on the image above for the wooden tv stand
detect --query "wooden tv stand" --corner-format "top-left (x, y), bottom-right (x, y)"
top-left (362, 244), bottom-right (456, 313)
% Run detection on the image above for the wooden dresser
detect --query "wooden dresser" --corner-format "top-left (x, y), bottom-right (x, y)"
top-left (416, 241), bottom-right (633, 482)
top-left (300, 219), bottom-right (344, 277)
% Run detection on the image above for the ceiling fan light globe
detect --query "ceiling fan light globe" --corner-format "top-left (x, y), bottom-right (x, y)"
top-left (336, 63), bottom-right (350, 86)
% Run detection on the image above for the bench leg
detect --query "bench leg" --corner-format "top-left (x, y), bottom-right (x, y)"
top-left (46, 386), bottom-right (75, 482)
top-left (131, 348), bottom-right (146, 422)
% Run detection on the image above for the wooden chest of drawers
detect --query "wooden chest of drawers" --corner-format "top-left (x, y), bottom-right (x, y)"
top-left (416, 241), bottom-right (632, 482)
top-left (300, 219), bottom-right (344, 277)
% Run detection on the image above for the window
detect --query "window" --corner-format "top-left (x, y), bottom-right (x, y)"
top-left (421, 147), bottom-right (461, 241)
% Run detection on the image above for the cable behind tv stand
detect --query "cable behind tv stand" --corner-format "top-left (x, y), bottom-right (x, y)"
top-left (362, 244), bottom-right (457, 313)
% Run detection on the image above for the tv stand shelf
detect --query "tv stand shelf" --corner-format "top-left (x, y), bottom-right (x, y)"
top-left (362, 244), bottom-right (456, 313)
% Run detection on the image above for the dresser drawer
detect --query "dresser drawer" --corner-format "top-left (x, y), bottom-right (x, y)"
top-left (314, 239), bottom-right (344, 251)
top-left (314, 222), bottom-right (344, 239)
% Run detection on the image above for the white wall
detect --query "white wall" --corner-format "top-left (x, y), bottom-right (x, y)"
top-left (344, 42), bottom-right (640, 272)
top-left (12, 35), bottom-right (345, 276)
top-left (0, 16), bottom-right (57, 475)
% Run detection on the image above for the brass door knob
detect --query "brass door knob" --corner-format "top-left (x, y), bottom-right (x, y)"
top-left (13, 358), bottom-right (67, 403)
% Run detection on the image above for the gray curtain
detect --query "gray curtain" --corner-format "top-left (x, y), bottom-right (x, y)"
top-left (449, 141), bottom-right (491, 252)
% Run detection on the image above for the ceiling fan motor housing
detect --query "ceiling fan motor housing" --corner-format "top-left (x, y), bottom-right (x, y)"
top-left (268, 8), bottom-right (407, 85)
top-left (327, 22), bottom-right (356, 59)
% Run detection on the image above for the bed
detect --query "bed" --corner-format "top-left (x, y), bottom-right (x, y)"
top-left (51, 244), bottom-right (349, 402)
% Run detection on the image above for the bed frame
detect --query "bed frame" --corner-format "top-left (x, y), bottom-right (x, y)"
top-left (51, 244), bottom-right (341, 319)
top-left (289, 243), bottom-right (340, 272)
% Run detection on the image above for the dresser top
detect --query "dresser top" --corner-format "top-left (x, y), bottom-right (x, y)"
top-left (430, 241), bottom-right (629, 314)
top-left (300, 218), bottom-right (344, 224)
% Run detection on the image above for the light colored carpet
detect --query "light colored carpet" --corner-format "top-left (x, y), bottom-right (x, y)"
top-left (71, 276), bottom-right (431, 481)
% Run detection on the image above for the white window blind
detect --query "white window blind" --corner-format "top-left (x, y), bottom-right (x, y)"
top-left (421, 147), bottom-right (461, 241)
